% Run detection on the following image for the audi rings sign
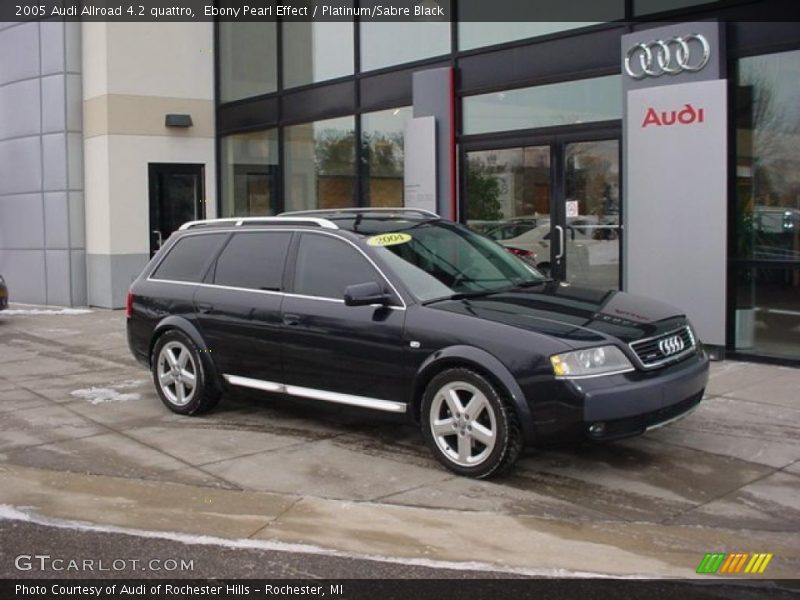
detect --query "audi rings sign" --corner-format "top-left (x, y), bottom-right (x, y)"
top-left (625, 34), bottom-right (711, 80)
top-left (622, 22), bottom-right (727, 348)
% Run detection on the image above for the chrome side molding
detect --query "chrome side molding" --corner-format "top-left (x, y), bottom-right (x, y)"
top-left (222, 374), bottom-right (407, 414)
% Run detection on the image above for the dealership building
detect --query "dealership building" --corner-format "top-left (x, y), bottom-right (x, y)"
top-left (0, 2), bottom-right (798, 363)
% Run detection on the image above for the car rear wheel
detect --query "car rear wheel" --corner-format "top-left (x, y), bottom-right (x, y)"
top-left (422, 368), bottom-right (522, 478)
top-left (152, 330), bottom-right (220, 415)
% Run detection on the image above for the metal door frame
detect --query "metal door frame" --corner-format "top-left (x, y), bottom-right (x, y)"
top-left (148, 163), bottom-right (206, 256)
top-left (459, 123), bottom-right (622, 287)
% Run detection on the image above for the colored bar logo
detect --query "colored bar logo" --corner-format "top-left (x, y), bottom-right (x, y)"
top-left (696, 552), bottom-right (773, 575)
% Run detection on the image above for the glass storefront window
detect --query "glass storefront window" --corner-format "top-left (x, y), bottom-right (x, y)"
top-left (463, 76), bottom-right (621, 135)
top-left (283, 19), bottom-right (354, 88)
top-left (734, 50), bottom-right (800, 358)
top-left (220, 130), bottom-right (279, 217)
top-left (218, 21), bottom-right (277, 102)
top-left (458, 22), bottom-right (602, 51)
top-left (360, 4), bottom-right (450, 72)
top-left (284, 116), bottom-right (356, 212)
top-left (362, 107), bottom-right (412, 207)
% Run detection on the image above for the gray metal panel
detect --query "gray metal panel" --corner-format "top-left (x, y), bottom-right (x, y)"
top-left (68, 191), bottom-right (85, 247)
top-left (0, 249), bottom-right (46, 304)
top-left (67, 132), bottom-right (82, 190)
top-left (39, 21), bottom-right (65, 76)
top-left (0, 137), bottom-right (42, 194)
top-left (0, 193), bottom-right (44, 249)
top-left (621, 22), bottom-right (724, 93)
top-left (42, 133), bottom-right (67, 191)
top-left (403, 116), bottom-right (437, 215)
top-left (41, 75), bottom-right (67, 134)
top-left (412, 67), bottom-right (453, 219)
top-left (625, 80), bottom-right (727, 346)
top-left (0, 23), bottom-right (39, 86)
top-left (70, 249), bottom-right (87, 307)
top-left (64, 22), bottom-right (81, 73)
top-left (44, 192), bottom-right (69, 249)
top-left (0, 79), bottom-right (41, 139)
top-left (45, 249), bottom-right (71, 306)
top-left (66, 74), bottom-right (82, 131)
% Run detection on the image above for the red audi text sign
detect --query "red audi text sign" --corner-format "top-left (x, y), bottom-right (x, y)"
top-left (642, 104), bottom-right (706, 127)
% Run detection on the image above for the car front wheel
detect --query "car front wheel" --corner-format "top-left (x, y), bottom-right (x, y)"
top-left (152, 330), bottom-right (220, 415)
top-left (421, 368), bottom-right (522, 478)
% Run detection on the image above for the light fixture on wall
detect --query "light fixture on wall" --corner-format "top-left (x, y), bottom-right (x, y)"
top-left (165, 114), bottom-right (193, 128)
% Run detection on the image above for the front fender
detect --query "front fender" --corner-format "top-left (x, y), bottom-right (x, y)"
top-left (412, 345), bottom-right (535, 445)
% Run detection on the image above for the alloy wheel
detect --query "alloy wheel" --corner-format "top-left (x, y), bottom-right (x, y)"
top-left (429, 381), bottom-right (497, 467)
top-left (156, 341), bottom-right (197, 407)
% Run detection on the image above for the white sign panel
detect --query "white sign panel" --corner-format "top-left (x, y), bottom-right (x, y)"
top-left (565, 200), bottom-right (579, 218)
top-left (625, 79), bottom-right (727, 346)
top-left (403, 116), bottom-right (437, 215)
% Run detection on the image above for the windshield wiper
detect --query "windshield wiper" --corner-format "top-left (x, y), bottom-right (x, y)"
top-left (512, 278), bottom-right (551, 288)
top-left (422, 288), bottom-right (507, 305)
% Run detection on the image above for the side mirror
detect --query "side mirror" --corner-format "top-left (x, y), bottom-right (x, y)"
top-left (344, 281), bottom-right (391, 307)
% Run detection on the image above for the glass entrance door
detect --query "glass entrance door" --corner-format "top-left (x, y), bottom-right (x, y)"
top-left (464, 138), bottom-right (620, 290)
top-left (559, 140), bottom-right (621, 289)
top-left (148, 163), bottom-right (205, 257)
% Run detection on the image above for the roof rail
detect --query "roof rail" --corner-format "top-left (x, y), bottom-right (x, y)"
top-left (178, 216), bottom-right (338, 231)
top-left (279, 207), bottom-right (440, 219)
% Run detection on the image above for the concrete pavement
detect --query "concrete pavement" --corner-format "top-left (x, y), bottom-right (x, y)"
top-left (0, 306), bottom-right (798, 578)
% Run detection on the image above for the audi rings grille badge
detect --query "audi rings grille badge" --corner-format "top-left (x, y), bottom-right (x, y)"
top-left (658, 335), bottom-right (686, 357)
top-left (625, 34), bottom-right (711, 80)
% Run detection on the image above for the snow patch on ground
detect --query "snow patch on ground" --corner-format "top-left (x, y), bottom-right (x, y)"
top-left (70, 379), bottom-right (145, 405)
top-left (1, 308), bottom-right (93, 316)
top-left (0, 503), bottom-right (636, 579)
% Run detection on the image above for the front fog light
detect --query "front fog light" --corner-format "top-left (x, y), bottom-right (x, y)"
top-left (550, 345), bottom-right (634, 379)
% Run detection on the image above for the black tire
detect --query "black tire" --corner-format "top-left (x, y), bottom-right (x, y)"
top-left (421, 368), bottom-right (523, 479)
top-left (151, 329), bottom-right (220, 415)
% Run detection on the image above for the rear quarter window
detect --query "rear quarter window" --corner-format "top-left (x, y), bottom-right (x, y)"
top-left (151, 233), bottom-right (228, 282)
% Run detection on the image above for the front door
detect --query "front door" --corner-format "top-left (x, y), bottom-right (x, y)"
top-left (463, 135), bottom-right (621, 291)
top-left (282, 232), bottom-right (407, 405)
top-left (149, 163), bottom-right (205, 256)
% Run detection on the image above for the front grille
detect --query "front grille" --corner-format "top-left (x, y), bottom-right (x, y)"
top-left (630, 325), bottom-right (695, 368)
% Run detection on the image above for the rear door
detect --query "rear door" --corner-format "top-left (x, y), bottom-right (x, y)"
top-left (193, 230), bottom-right (292, 384)
top-left (282, 232), bottom-right (408, 405)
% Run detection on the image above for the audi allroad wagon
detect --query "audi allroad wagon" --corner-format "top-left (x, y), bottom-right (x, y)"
top-left (126, 208), bottom-right (709, 478)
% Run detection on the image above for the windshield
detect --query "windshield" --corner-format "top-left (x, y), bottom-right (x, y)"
top-left (369, 221), bottom-right (546, 303)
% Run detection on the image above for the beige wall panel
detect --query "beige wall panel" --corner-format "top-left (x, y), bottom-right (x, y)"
top-left (105, 23), bottom-right (214, 100)
top-left (81, 23), bottom-right (108, 101)
top-left (83, 135), bottom-right (112, 254)
top-left (105, 135), bottom-right (216, 255)
top-left (84, 95), bottom-right (213, 139)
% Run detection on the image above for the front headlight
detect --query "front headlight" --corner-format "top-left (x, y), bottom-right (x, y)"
top-left (550, 345), bottom-right (634, 379)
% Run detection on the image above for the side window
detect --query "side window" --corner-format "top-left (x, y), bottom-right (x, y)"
top-left (214, 231), bottom-right (292, 291)
top-left (294, 234), bottom-right (381, 299)
top-left (151, 233), bottom-right (227, 282)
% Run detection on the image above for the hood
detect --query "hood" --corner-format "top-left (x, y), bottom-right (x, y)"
top-left (427, 282), bottom-right (687, 347)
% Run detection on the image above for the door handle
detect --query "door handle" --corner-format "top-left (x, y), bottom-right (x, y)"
top-left (196, 302), bottom-right (213, 314)
top-left (283, 313), bottom-right (301, 326)
top-left (554, 225), bottom-right (565, 261)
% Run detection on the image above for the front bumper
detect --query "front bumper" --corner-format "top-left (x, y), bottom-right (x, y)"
top-left (528, 350), bottom-right (709, 443)
top-left (576, 351), bottom-right (709, 440)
